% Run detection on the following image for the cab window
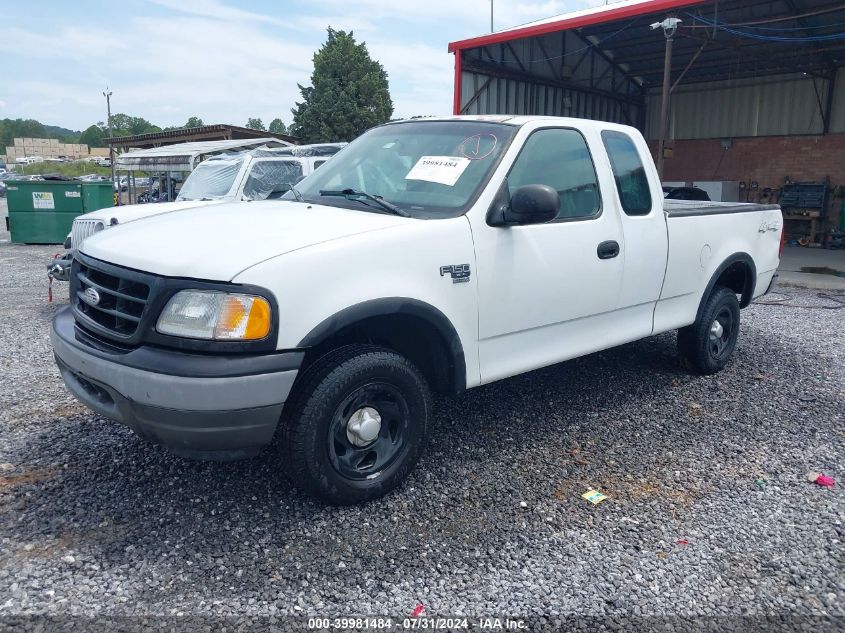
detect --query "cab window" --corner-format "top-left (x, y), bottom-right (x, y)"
top-left (507, 128), bottom-right (600, 220)
top-left (601, 130), bottom-right (652, 216)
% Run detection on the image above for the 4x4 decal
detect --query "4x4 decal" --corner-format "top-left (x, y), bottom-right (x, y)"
top-left (440, 264), bottom-right (471, 284)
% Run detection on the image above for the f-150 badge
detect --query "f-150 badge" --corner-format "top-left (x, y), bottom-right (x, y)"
top-left (440, 264), bottom-right (471, 284)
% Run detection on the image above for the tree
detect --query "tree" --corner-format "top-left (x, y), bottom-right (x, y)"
top-left (78, 124), bottom-right (106, 148)
top-left (291, 28), bottom-right (393, 143)
top-left (246, 117), bottom-right (266, 131)
top-left (108, 113), bottom-right (161, 137)
top-left (184, 116), bottom-right (204, 128)
top-left (0, 118), bottom-right (48, 151)
top-left (268, 118), bottom-right (287, 134)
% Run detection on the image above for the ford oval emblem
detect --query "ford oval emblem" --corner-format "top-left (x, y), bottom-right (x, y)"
top-left (83, 287), bottom-right (101, 306)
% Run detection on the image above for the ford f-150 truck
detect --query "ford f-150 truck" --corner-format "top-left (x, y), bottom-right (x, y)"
top-left (51, 116), bottom-right (782, 504)
top-left (47, 144), bottom-right (344, 281)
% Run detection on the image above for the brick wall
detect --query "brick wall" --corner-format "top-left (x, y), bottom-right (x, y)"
top-left (648, 133), bottom-right (845, 229)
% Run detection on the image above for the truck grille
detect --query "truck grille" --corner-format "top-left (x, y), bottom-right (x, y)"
top-left (71, 219), bottom-right (102, 250)
top-left (71, 256), bottom-right (152, 340)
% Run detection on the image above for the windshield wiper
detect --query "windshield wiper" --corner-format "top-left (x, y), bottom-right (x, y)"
top-left (288, 185), bottom-right (304, 202)
top-left (319, 188), bottom-right (410, 217)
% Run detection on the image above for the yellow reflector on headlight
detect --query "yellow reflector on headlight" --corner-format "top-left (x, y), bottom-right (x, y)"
top-left (215, 295), bottom-right (271, 340)
top-left (157, 290), bottom-right (273, 341)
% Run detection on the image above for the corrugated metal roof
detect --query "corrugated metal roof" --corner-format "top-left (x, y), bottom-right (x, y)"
top-left (106, 124), bottom-right (298, 147)
top-left (115, 138), bottom-right (290, 172)
top-left (448, 0), bottom-right (706, 52)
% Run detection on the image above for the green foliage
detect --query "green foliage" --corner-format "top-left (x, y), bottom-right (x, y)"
top-left (268, 118), bottom-right (288, 134)
top-left (0, 118), bottom-right (48, 151)
top-left (108, 113), bottom-right (162, 137)
top-left (44, 124), bottom-right (81, 143)
top-left (184, 116), bottom-right (205, 128)
top-left (79, 124), bottom-right (107, 148)
top-left (14, 161), bottom-right (111, 178)
top-left (291, 28), bottom-right (393, 143)
top-left (246, 117), bottom-right (266, 131)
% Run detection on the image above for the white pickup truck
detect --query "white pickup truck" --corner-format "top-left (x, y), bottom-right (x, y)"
top-left (48, 144), bottom-right (343, 281)
top-left (51, 116), bottom-right (782, 504)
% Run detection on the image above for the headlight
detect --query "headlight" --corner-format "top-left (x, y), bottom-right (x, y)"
top-left (156, 290), bottom-right (272, 340)
top-left (93, 221), bottom-right (105, 233)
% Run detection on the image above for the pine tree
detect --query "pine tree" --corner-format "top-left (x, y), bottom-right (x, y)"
top-left (291, 28), bottom-right (393, 143)
top-left (268, 118), bottom-right (287, 134)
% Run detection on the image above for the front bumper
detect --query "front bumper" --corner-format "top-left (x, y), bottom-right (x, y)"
top-left (51, 307), bottom-right (302, 459)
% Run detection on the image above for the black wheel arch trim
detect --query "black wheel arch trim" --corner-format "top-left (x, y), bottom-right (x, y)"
top-left (298, 298), bottom-right (467, 394)
top-left (698, 252), bottom-right (757, 314)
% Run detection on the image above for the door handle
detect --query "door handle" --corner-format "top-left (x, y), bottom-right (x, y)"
top-left (597, 240), bottom-right (620, 259)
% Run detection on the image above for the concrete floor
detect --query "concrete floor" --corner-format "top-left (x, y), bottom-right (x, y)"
top-left (778, 245), bottom-right (845, 290)
top-left (2, 198), bottom-right (843, 290)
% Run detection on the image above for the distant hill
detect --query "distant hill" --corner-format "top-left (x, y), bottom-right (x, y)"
top-left (1, 118), bottom-right (81, 152)
top-left (44, 124), bottom-right (82, 140)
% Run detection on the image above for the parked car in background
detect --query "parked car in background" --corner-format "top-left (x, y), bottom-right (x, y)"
top-left (47, 144), bottom-right (344, 281)
top-left (663, 185), bottom-right (711, 201)
top-left (51, 116), bottom-right (782, 504)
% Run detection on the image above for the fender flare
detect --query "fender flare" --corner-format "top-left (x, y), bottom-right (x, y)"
top-left (298, 297), bottom-right (467, 394)
top-left (697, 252), bottom-right (757, 315)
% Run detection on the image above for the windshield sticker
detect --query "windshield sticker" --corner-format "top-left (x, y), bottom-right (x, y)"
top-left (405, 156), bottom-right (470, 186)
top-left (459, 133), bottom-right (498, 160)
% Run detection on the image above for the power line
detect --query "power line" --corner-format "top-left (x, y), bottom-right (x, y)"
top-left (687, 13), bottom-right (845, 42)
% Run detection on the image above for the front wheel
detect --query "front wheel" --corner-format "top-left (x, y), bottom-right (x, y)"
top-left (678, 285), bottom-right (741, 375)
top-left (280, 345), bottom-right (431, 504)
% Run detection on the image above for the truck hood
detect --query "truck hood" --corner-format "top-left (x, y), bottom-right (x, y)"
top-left (75, 198), bottom-right (224, 225)
top-left (80, 201), bottom-right (413, 281)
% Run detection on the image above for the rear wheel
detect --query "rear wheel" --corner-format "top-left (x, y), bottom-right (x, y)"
top-left (678, 286), bottom-right (741, 375)
top-left (281, 345), bottom-right (431, 504)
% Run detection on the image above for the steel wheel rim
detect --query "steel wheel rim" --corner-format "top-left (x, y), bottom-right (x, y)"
top-left (708, 307), bottom-right (734, 359)
top-left (328, 382), bottom-right (409, 481)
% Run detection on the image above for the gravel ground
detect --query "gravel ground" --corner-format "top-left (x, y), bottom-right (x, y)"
top-left (0, 235), bottom-right (843, 630)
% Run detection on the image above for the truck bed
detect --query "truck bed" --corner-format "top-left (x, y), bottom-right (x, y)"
top-left (664, 199), bottom-right (780, 218)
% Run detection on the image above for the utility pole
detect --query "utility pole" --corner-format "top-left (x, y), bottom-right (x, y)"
top-left (651, 17), bottom-right (681, 180)
top-left (103, 88), bottom-right (118, 204)
top-left (490, 0), bottom-right (493, 32)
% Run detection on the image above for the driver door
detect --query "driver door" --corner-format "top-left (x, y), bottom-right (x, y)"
top-left (470, 126), bottom-right (625, 384)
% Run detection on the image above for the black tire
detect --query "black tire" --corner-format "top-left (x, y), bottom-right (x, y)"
top-left (678, 285), bottom-right (741, 375)
top-left (281, 344), bottom-right (431, 504)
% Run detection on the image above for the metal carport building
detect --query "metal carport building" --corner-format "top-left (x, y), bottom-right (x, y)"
top-left (448, 0), bottom-right (845, 234)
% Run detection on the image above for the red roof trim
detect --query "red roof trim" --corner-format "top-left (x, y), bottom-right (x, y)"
top-left (447, 0), bottom-right (708, 52)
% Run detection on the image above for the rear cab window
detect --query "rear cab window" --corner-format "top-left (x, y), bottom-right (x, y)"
top-left (601, 130), bottom-right (652, 216)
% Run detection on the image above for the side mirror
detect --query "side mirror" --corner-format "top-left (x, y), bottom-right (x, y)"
top-left (507, 184), bottom-right (559, 225)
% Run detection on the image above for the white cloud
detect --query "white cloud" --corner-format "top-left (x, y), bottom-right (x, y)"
top-left (146, 0), bottom-right (289, 28)
top-left (0, 0), bottom-right (602, 130)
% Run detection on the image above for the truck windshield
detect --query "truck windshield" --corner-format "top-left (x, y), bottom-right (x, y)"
top-left (177, 158), bottom-right (243, 200)
top-left (288, 120), bottom-right (517, 218)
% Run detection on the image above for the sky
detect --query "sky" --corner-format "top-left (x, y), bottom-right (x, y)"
top-left (0, 0), bottom-right (607, 132)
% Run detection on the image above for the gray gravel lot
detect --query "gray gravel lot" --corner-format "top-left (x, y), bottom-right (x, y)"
top-left (0, 236), bottom-right (842, 629)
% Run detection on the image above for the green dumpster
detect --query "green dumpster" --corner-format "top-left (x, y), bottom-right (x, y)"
top-left (6, 180), bottom-right (114, 244)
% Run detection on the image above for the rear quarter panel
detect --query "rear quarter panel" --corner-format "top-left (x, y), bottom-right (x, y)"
top-left (654, 206), bottom-right (782, 333)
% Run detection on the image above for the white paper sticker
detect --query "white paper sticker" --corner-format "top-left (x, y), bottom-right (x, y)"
top-left (65, 190), bottom-right (81, 198)
top-left (32, 192), bottom-right (55, 209)
top-left (405, 156), bottom-right (470, 187)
